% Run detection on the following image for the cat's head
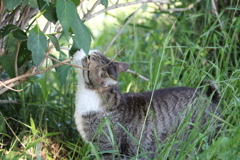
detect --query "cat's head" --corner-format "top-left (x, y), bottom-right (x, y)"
top-left (73, 49), bottom-right (129, 89)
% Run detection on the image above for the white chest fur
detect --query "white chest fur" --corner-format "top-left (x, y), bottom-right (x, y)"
top-left (74, 84), bottom-right (102, 141)
top-left (73, 49), bottom-right (103, 141)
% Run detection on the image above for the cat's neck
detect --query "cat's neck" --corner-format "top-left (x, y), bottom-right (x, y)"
top-left (75, 73), bottom-right (103, 115)
top-left (75, 73), bottom-right (122, 114)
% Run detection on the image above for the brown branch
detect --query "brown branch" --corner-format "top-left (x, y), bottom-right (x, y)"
top-left (0, 80), bottom-right (25, 95)
top-left (83, 0), bottom-right (101, 20)
top-left (127, 69), bottom-right (149, 81)
top-left (0, 58), bottom-right (71, 94)
top-left (84, 0), bottom-right (170, 21)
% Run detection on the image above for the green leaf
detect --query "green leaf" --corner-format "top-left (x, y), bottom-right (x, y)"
top-left (38, 0), bottom-right (58, 24)
top-left (69, 36), bottom-right (81, 56)
top-left (25, 138), bottom-right (42, 150)
top-left (71, 13), bottom-right (91, 55)
top-left (47, 34), bottom-right (60, 51)
top-left (27, 25), bottom-right (47, 66)
top-left (22, 0), bottom-right (38, 8)
top-left (31, 0), bottom-right (38, 8)
top-left (12, 29), bottom-right (28, 40)
top-left (30, 116), bottom-right (37, 135)
top-left (0, 24), bottom-right (19, 38)
top-left (56, 0), bottom-right (76, 33)
top-left (71, 0), bottom-right (81, 6)
top-left (0, 53), bottom-right (15, 78)
top-left (0, 116), bottom-right (6, 134)
top-left (44, 132), bottom-right (61, 136)
top-left (51, 52), bottom-right (70, 85)
top-left (18, 41), bottom-right (32, 67)
top-left (101, 0), bottom-right (108, 8)
top-left (3, 0), bottom-right (22, 10)
top-left (43, 0), bottom-right (50, 5)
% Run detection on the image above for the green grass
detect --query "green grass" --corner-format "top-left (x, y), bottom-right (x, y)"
top-left (1, 1), bottom-right (240, 159)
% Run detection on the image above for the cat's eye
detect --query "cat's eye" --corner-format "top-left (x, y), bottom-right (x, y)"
top-left (90, 56), bottom-right (97, 61)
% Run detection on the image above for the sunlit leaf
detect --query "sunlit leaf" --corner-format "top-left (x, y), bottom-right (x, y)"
top-left (27, 25), bottom-right (47, 66)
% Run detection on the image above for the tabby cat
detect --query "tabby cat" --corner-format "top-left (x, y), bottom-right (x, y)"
top-left (73, 49), bottom-right (221, 159)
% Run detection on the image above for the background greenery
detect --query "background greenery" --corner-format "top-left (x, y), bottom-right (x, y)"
top-left (0, 0), bottom-right (240, 159)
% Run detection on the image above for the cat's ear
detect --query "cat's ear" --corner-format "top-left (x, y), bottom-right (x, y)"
top-left (116, 62), bottom-right (129, 73)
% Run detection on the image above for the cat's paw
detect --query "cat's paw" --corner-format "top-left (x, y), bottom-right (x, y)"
top-left (73, 49), bottom-right (86, 66)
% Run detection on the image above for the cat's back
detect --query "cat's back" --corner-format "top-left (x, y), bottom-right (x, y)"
top-left (123, 86), bottom-right (198, 108)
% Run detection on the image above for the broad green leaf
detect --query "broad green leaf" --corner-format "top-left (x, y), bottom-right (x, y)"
top-left (71, 13), bottom-right (91, 55)
top-left (27, 25), bottom-right (47, 66)
top-left (0, 24), bottom-right (19, 38)
top-left (38, 1), bottom-right (58, 24)
top-left (0, 53), bottom-right (15, 78)
top-left (47, 34), bottom-right (60, 51)
top-left (12, 29), bottom-right (28, 40)
top-left (101, 0), bottom-right (108, 8)
top-left (56, 0), bottom-right (76, 33)
top-left (3, 0), bottom-right (22, 10)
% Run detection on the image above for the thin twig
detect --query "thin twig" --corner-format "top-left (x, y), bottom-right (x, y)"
top-left (0, 81), bottom-right (23, 92)
top-left (0, 100), bottom-right (19, 104)
top-left (83, 0), bottom-right (101, 20)
top-left (0, 59), bottom-right (71, 89)
top-left (0, 80), bottom-right (25, 95)
top-left (84, 0), bottom-right (170, 21)
top-left (126, 69), bottom-right (149, 81)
